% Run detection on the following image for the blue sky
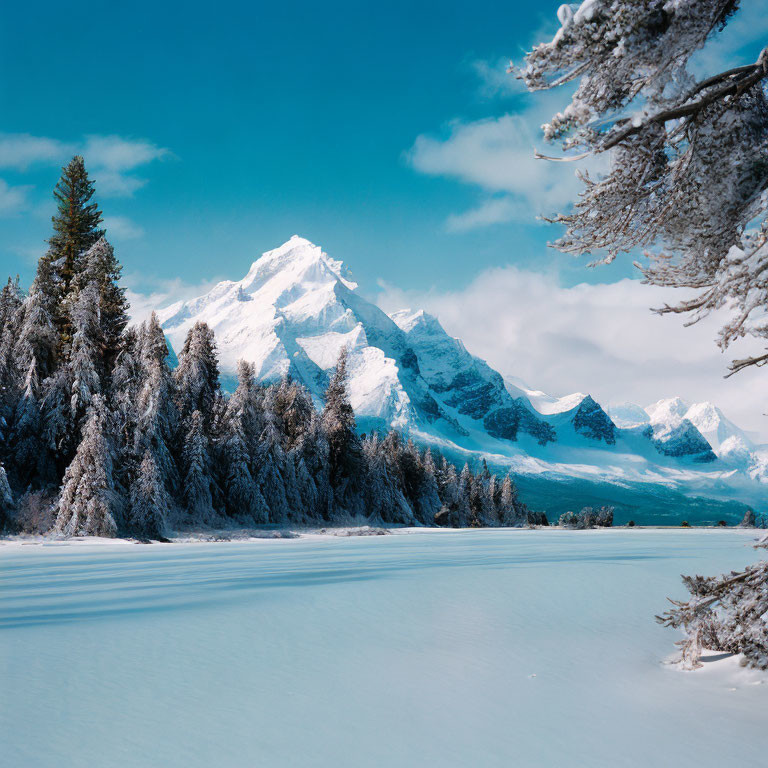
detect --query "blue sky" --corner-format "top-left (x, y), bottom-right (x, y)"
top-left (1, 0), bottom-right (768, 433)
top-left (0, 0), bottom-right (617, 292)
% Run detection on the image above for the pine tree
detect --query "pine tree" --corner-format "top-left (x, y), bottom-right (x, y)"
top-left (135, 313), bottom-right (179, 494)
top-left (0, 464), bottom-right (15, 531)
top-left (127, 450), bottom-right (171, 540)
top-left (322, 347), bottom-right (363, 498)
top-left (180, 410), bottom-right (217, 526)
top-left (45, 156), bottom-right (104, 349)
top-left (75, 238), bottom-right (128, 373)
top-left (110, 327), bottom-right (142, 488)
top-left (68, 282), bottom-right (103, 428)
top-left (499, 474), bottom-right (523, 527)
top-left (220, 416), bottom-right (267, 522)
top-left (0, 278), bottom-right (23, 460)
top-left (174, 321), bottom-right (220, 431)
top-left (456, 463), bottom-right (473, 528)
top-left (54, 394), bottom-right (120, 537)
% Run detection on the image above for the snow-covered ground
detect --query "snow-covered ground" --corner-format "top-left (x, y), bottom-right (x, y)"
top-left (1, 529), bottom-right (766, 767)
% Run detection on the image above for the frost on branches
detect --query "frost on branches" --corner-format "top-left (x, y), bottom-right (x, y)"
top-left (656, 535), bottom-right (768, 669)
top-left (519, 1), bottom-right (768, 373)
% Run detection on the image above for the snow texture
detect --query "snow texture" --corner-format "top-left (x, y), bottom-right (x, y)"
top-left (1, 529), bottom-right (766, 768)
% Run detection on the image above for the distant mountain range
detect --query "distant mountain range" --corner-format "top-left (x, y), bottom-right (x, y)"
top-left (157, 236), bottom-right (767, 522)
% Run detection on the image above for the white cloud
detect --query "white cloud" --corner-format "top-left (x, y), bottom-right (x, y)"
top-left (103, 215), bottom-right (144, 240)
top-left (124, 275), bottom-right (223, 325)
top-left (407, 92), bottom-right (604, 230)
top-left (0, 134), bottom-right (68, 171)
top-left (0, 132), bottom-right (168, 198)
top-left (0, 179), bottom-right (32, 215)
top-left (471, 58), bottom-right (521, 99)
top-left (377, 268), bottom-right (768, 441)
top-left (446, 196), bottom-right (527, 232)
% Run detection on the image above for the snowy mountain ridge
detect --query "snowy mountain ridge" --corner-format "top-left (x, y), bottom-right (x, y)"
top-left (157, 236), bottom-right (767, 512)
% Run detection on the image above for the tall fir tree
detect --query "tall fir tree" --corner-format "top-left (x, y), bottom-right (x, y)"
top-left (174, 321), bottom-right (220, 431)
top-left (75, 238), bottom-right (128, 374)
top-left (180, 410), bottom-right (218, 526)
top-left (135, 313), bottom-right (179, 494)
top-left (127, 450), bottom-right (171, 540)
top-left (53, 394), bottom-right (120, 537)
top-left (44, 156), bottom-right (104, 350)
top-left (322, 347), bottom-right (363, 497)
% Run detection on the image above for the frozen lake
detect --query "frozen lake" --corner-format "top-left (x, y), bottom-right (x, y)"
top-left (1, 529), bottom-right (766, 767)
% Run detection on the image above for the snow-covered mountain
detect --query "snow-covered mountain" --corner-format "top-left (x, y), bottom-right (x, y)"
top-left (157, 236), bottom-right (767, 517)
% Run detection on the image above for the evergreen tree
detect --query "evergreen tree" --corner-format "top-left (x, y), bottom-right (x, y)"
top-left (180, 410), bottom-right (217, 526)
top-left (220, 416), bottom-right (267, 522)
top-left (44, 156), bottom-right (104, 349)
top-left (322, 347), bottom-right (363, 498)
top-left (0, 278), bottom-right (23, 459)
top-left (110, 327), bottom-right (142, 488)
top-left (174, 321), bottom-right (220, 431)
top-left (127, 450), bottom-right (171, 540)
top-left (135, 313), bottom-right (179, 494)
top-left (53, 394), bottom-right (120, 537)
top-left (68, 282), bottom-right (103, 428)
top-left (0, 465), bottom-right (15, 531)
top-left (499, 474), bottom-right (523, 527)
top-left (456, 463), bottom-right (473, 528)
top-left (75, 238), bottom-right (128, 373)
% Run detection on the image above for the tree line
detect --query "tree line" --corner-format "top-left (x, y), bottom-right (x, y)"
top-left (0, 157), bottom-right (536, 538)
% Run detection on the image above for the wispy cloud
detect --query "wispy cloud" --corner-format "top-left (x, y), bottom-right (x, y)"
top-left (377, 268), bottom-right (768, 440)
top-left (0, 132), bottom-right (169, 198)
top-left (123, 274), bottom-right (223, 325)
top-left (470, 57), bottom-right (521, 99)
top-left (0, 179), bottom-right (33, 216)
top-left (407, 93), bottom-right (603, 230)
top-left (103, 215), bottom-right (145, 241)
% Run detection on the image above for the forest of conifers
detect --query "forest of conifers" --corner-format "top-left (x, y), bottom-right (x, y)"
top-left (0, 157), bottom-right (536, 538)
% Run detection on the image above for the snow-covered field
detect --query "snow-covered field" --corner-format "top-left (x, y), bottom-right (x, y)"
top-left (1, 529), bottom-right (766, 767)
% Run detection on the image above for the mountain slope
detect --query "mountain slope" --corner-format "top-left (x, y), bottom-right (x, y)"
top-left (157, 236), bottom-right (767, 515)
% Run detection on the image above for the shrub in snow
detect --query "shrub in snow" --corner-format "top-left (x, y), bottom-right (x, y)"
top-left (657, 537), bottom-right (768, 670)
top-left (558, 506), bottom-right (613, 529)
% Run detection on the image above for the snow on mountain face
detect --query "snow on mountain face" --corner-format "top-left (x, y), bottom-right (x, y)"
top-left (158, 236), bottom-right (448, 433)
top-left (390, 309), bottom-right (554, 445)
top-left (156, 236), bottom-right (767, 503)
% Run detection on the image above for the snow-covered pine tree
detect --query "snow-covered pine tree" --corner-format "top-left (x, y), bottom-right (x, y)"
top-left (180, 410), bottom-right (217, 527)
top-left (499, 474), bottom-right (524, 527)
top-left (67, 281), bottom-right (103, 429)
top-left (322, 346), bottom-right (364, 509)
top-left (9, 272), bottom-right (60, 488)
top-left (254, 388), bottom-right (291, 524)
top-left (173, 321), bottom-right (220, 431)
top-left (220, 415), bottom-right (268, 523)
top-left (520, 2), bottom-right (768, 373)
top-left (456, 463), bottom-right (473, 528)
top-left (42, 280), bottom-right (104, 475)
top-left (0, 278), bottom-right (23, 464)
top-left (75, 237), bottom-right (128, 374)
top-left (0, 464), bottom-right (15, 531)
top-left (110, 327), bottom-right (142, 481)
top-left (54, 394), bottom-right (120, 537)
top-left (219, 360), bottom-right (268, 522)
top-left (127, 450), bottom-right (171, 540)
top-left (44, 156), bottom-right (105, 353)
top-left (273, 377), bottom-right (315, 450)
top-left (135, 313), bottom-right (179, 496)
top-left (0, 277), bottom-right (22, 417)
top-left (418, 448), bottom-right (442, 525)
